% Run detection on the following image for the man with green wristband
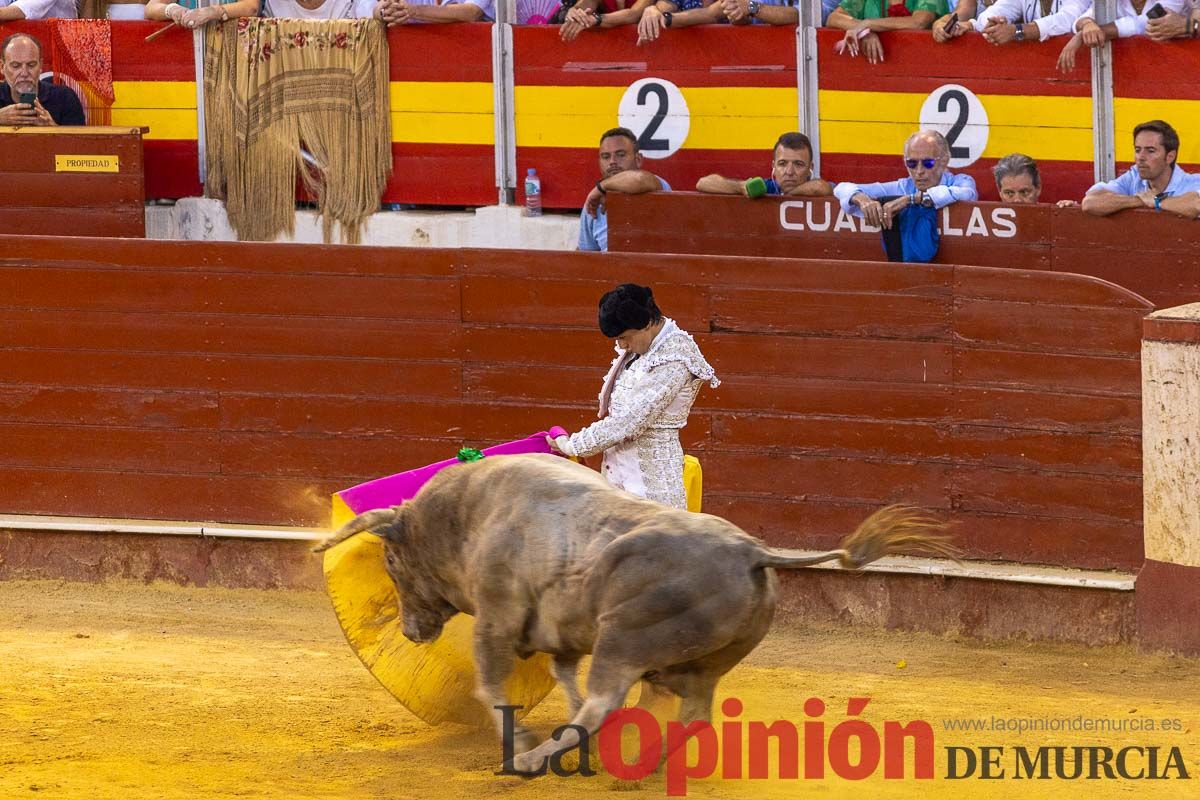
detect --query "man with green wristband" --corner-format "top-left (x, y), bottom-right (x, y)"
top-left (696, 132), bottom-right (832, 198)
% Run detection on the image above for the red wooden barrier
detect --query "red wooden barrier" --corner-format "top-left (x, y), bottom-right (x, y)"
top-left (0, 127), bottom-right (146, 238)
top-left (0, 234), bottom-right (1149, 572)
top-left (606, 192), bottom-right (1200, 309)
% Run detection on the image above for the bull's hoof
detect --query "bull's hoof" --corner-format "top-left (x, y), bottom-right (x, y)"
top-left (510, 751), bottom-right (547, 776)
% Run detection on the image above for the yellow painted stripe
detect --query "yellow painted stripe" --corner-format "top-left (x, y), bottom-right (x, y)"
top-left (391, 112), bottom-right (493, 145)
top-left (390, 81), bottom-right (492, 114)
top-left (110, 109), bottom-right (196, 141)
top-left (112, 81), bottom-right (197, 140)
top-left (819, 89), bottom-right (1094, 162)
top-left (1114, 97), bottom-right (1200, 165)
top-left (515, 85), bottom-right (799, 151)
top-left (112, 81), bottom-right (196, 110)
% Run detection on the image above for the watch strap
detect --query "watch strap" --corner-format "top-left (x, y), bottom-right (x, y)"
top-left (595, 180), bottom-right (607, 195)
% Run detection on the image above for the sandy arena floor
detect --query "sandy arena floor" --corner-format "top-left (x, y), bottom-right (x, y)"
top-left (0, 579), bottom-right (1197, 800)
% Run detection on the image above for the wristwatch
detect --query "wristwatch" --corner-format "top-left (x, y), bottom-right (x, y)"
top-left (1014, 22), bottom-right (1025, 42)
top-left (748, 0), bottom-right (761, 15)
top-left (663, 11), bottom-right (673, 27)
top-left (595, 180), bottom-right (607, 195)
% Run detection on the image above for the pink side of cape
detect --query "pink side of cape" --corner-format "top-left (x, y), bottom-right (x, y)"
top-left (336, 427), bottom-right (569, 514)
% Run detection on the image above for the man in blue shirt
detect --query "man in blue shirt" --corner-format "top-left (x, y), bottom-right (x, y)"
top-left (833, 129), bottom-right (977, 229)
top-left (1082, 120), bottom-right (1200, 217)
top-left (578, 127), bottom-right (670, 253)
top-left (695, 131), bottom-right (833, 198)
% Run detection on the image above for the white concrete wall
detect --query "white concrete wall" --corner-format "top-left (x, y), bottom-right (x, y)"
top-left (1142, 303), bottom-right (1200, 569)
top-left (145, 198), bottom-right (580, 251)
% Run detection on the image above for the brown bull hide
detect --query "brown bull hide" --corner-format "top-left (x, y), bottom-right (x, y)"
top-left (316, 453), bottom-right (955, 773)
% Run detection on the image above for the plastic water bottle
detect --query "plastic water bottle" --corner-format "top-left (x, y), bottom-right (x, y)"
top-left (524, 168), bottom-right (542, 217)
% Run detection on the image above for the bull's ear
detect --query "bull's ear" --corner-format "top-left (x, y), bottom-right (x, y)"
top-left (378, 503), bottom-right (407, 544)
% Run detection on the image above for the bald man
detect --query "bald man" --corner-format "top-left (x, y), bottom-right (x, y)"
top-left (833, 129), bottom-right (977, 229)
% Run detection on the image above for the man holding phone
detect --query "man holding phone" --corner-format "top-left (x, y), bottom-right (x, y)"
top-left (0, 33), bottom-right (85, 127)
top-left (934, 0), bottom-right (1089, 45)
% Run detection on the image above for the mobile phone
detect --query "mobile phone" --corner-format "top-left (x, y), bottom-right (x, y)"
top-left (1146, 3), bottom-right (1166, 18)
top-left (18, 92), bottom-right (35, 106)
top-left (945, 15), bottom-right (959, 34)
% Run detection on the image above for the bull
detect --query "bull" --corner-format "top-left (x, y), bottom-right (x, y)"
top-left (315, 453), bottom-right (956, 773)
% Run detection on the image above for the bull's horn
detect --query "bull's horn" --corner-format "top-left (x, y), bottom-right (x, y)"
top-left (311, 508), bottom-right (399, 553)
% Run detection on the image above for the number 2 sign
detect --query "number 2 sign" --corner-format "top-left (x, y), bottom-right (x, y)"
top-left (617, 78), bottom-right (690, 159)
top-left (919, 84), bottom-right (989, 168)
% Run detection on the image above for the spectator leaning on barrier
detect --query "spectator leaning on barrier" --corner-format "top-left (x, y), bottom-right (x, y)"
top-left (637, 1), bottom-right (727, 45)
top-left (1082, 120), bottom-right (1200, 216)
top-left (558, 0), bottom-right (657, 40)
top-left (993, 153), bottom-right (1080, 207)
top-left (696, 131), bottom-right (833, 198)
top-left (377, 0), bottom-right (496, 23)
top-left (828, 0), bottom-right (949, 65)
top-left (1060, 0), bottom-right (1190, 68)
top-left (722, 0), bottom-right (806, 25)
top-left (262, 0), bottom-right (380, 18)
top-left (147, 0), bottom-right (259, 29)
top-left (0, 0), bottom-right (75, 20)
top-left (834, 129), bottom-right (978, 228)
top-left (934, 0), bottom-right (1087, 44)
top-left (579, 127), bottom-right (670, 253)
top-left (933, 0), bottom-right (993, 38)
top-left (1144, 0), bottom-right (1200, 39)
top-left (0, 33), bottom-right (84, 127)
top-left (1155, 190), bottom-right (1200, 219)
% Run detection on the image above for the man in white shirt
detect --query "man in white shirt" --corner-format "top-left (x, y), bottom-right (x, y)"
top-left (934, 0), bottom-right (1087, 42)
top-left (262, 0), bottom-right (379, 17)
top-left (1074, 0), bottom-right (1189, 43)
top-left (375, 0), bottom-right (495, 23)
top-left (0, 0), bottom-right (76, 20)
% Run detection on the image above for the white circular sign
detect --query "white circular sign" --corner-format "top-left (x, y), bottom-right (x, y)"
top-left (918, 84), bottom-right (989, 168)
top-left (618, 78), bottom-right (689, 160)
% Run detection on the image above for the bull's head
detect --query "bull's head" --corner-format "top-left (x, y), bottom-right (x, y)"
top-left (314, 506), bottom-right (457, 644)
top-left (381, 536), bottom-right (457, 644)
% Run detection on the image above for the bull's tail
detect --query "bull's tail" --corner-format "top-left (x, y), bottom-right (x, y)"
top-left (756, 504), bottom-right (959, 571)
top-left (311, 508), bottom-right (400, 553)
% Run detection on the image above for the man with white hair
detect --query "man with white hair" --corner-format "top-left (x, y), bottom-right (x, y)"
top-left (833, 129), bottom-right (978, 230)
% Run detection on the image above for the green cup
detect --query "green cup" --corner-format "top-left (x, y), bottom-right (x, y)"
top-left (744, 177), bottom-right (768, 199)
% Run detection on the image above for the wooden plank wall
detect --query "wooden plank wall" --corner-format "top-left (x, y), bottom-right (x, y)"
top-left (0, 235), bottom-right (1150, 571)
top-left (608, 193), bottom-right (1200, 309)
top-left (0, 129), bottom-right (145, 238)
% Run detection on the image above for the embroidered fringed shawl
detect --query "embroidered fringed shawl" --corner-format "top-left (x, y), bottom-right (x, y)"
top-left (204, 18), bottom-right (392, 243)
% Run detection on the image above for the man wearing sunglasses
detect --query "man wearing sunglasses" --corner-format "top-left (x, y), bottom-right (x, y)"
top-left (833, 129), bottom-right (977, 229)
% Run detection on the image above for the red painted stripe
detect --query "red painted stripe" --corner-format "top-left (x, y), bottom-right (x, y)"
top-left (1144, 317), bottom-right (1200, 345)
top-left (1112, 38), bottom-right (1200, 101)
top-left (819, 153), bottom-right (1096, 205)
top-left (144, 140), bottom-right (202, 200)
top-left (817, 28), bottom-right (1092, 97)
top-left (111, 21), bottom-right (196, 82)
top-left (387, 24), bottom-right (493, 83)
top-left (514, 25), bottom-right (797, 88)
top-left (385, 143), bottom-right (495, 206)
